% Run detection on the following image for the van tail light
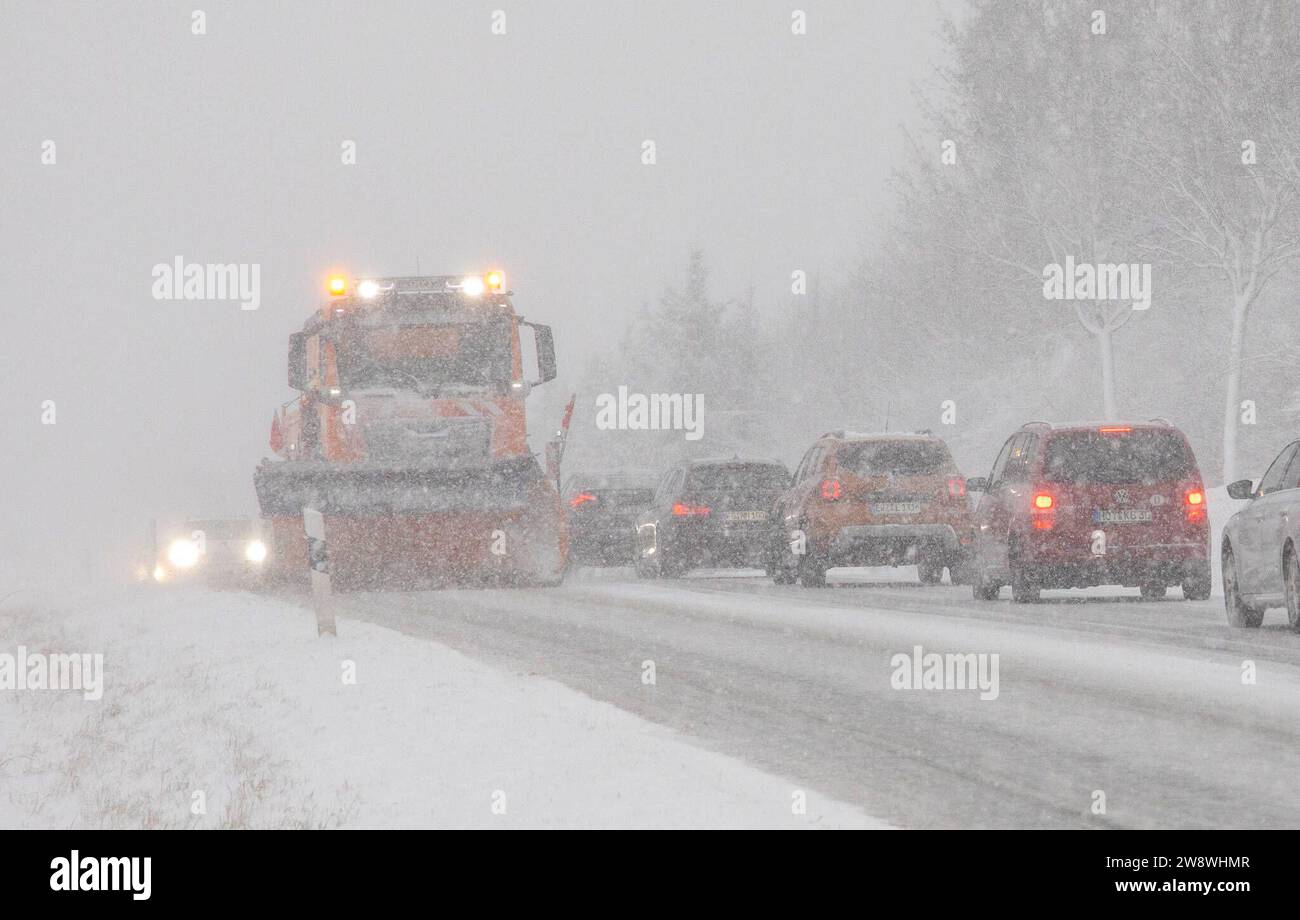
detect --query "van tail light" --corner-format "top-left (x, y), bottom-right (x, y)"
top-left (1031, 490), bottom-right (1055, 530)
top-left (820, 479), bottom-right (842, 501)
top-left (672, 502), bottom-right (711, 517)
top-left (1185, 488), bottom-right (1206, 523)
top-left (569, 492), bottom-right (597, 509)
top-left (947, 476), bottom-right (966, 498)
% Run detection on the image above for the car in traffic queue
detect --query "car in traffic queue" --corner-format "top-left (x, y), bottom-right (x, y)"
top-left (562, 471), bottom-right (658, 565)
top-left (147, 517), bottom-right (270, 585)
top-left (1221, 438), bottom-right (1300, 629)
top-left (635, 457), bottom-right (790, 578)
top-left (769, 430), bottom-right (974, 587)
top-left (967, 420), bottom-right (1211, 603)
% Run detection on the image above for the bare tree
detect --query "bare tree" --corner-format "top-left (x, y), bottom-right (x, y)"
top-left (1135, 1), bottom-right (1300, 481)
top-left (903, 0), bottom-right (1154, 418)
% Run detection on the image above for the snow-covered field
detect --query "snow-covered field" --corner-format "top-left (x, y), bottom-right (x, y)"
top-left (0, 586), bottom-right (885, 829)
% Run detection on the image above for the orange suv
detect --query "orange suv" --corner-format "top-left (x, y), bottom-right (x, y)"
top-left (770, 431), bottom-right (974, 587)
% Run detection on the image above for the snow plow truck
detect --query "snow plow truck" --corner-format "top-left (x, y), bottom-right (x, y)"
top-left (254, 271), bottom-right (569, 589)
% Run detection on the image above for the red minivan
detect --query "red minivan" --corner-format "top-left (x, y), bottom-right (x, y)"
top-left (967, 421), bottom-right (1211, 602)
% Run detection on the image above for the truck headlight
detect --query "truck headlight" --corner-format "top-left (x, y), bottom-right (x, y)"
top-left (245, 540), bottom-right (268, 563)
top-left (167, 539), bottom-right (200, 568)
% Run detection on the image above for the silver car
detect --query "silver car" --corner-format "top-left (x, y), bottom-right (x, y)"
top-left (1221, 440), bottom-right (1300, 628)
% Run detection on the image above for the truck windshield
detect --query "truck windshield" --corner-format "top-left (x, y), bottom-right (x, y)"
top-left (336, 320), bottom-right (513, 392)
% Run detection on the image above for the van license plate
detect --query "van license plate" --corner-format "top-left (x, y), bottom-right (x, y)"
top-left (1093, 509), bottom-right (1153, 524)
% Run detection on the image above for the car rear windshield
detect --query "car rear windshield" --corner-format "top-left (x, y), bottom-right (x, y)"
top-left (570, 474), bottom-right (658, 492)
top-left (836, 440), bottom-right (951, 476)
top-left (587, 488), bottom-right (655, 507)
top-left (687, 464), bottom-right (789, 492)
top-left (1042, 430), bottom-right (1195, 484)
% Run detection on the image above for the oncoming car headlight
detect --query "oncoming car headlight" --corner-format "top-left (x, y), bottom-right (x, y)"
top-left (245, 539), bottom-right (268, 563)
top-left (167, 538), bottom-right (200, 568)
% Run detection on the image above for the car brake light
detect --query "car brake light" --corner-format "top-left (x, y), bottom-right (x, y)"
top-left (1185, 489), bottom-right (1204, 506)
top-left (820, 479), bottom-right (842, 501)
top-left (569, 492), bottom-right (596, 509)
top-left (1185, 488), bottom-right (1206, 522)
top-left (1033, 493), bottom-right (1054, 510)
top-left (672, 502), bottom-right (710, 517)
top-left (1099, 426), bottom-right (1132, 434)
top-left (947, 476), bottom-right (966, 498)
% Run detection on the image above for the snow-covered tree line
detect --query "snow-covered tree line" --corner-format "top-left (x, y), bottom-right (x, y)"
top-left (570, 0), bottom-right (1300, 484)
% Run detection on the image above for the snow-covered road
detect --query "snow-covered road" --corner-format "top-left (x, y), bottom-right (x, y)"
top-left (8, 560), bottom-right (1299, 829)
top-left (340, 566), bottom-right (1300, 829)
top-left (0, 586), bottom-right (883, 829)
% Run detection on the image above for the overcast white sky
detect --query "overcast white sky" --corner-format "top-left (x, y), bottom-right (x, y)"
top-left (0, 1), bottom-right (950, 572)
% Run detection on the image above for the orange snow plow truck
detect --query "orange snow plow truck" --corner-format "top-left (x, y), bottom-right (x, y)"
top-left (254, 271), bottom-right (568, 588)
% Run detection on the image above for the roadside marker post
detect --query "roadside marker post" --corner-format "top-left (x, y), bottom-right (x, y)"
top-left (304, 507), bottom-right (337, 637)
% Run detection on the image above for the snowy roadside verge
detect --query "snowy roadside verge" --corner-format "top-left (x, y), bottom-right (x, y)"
top-left (0, 586), bottom-right (885, 829)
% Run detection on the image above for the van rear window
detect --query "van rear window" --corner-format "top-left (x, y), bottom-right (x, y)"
top-left (837, 441), bottom-right (951, 476)
top-left (1042, 431), bottom-right (1195, 484)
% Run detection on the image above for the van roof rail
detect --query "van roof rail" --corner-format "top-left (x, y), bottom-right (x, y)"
top-left (1020, 420), bottom-right (1052, 430)
top-left (1148, 416), bottom-right (1172, 426)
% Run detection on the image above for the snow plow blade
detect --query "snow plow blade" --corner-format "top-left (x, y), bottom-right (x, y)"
top-left (255, 455), bottom-right (567, 589)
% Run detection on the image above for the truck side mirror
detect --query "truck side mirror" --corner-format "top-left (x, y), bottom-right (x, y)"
top-left (287, 332), bottom-right (310, 391)
top-left (534, 324), bottom-right (557, 383)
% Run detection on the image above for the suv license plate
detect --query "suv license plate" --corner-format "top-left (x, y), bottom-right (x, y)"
top-left (1093, 509), bottom-right (1153, 524)
top-left (723, 510), bottom-right (767, 523)
top-left (870, 502), bottom-right (923, 516)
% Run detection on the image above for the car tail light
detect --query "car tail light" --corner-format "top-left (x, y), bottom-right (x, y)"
top-left (1185, 488), bottom-right (1206, 522)
top-left (947, 476), bottom-right (966, 498)
top-left (1033, 493), bottom-right (1054, 510)
top-left (1099, 426), bottom-right (1132, 434)
top-left (820, 479), bottom-right (842, 501)
top-left (569, 492), bottom-right (597, 509)
top-left (672, 502), bottom-right (711, 517)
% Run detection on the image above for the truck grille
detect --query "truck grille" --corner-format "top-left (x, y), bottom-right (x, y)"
top-left (363, 416), bottom-right (492, 467)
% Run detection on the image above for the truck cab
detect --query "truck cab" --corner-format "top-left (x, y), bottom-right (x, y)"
top-left (254, 271), bottom-right (567, 588)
